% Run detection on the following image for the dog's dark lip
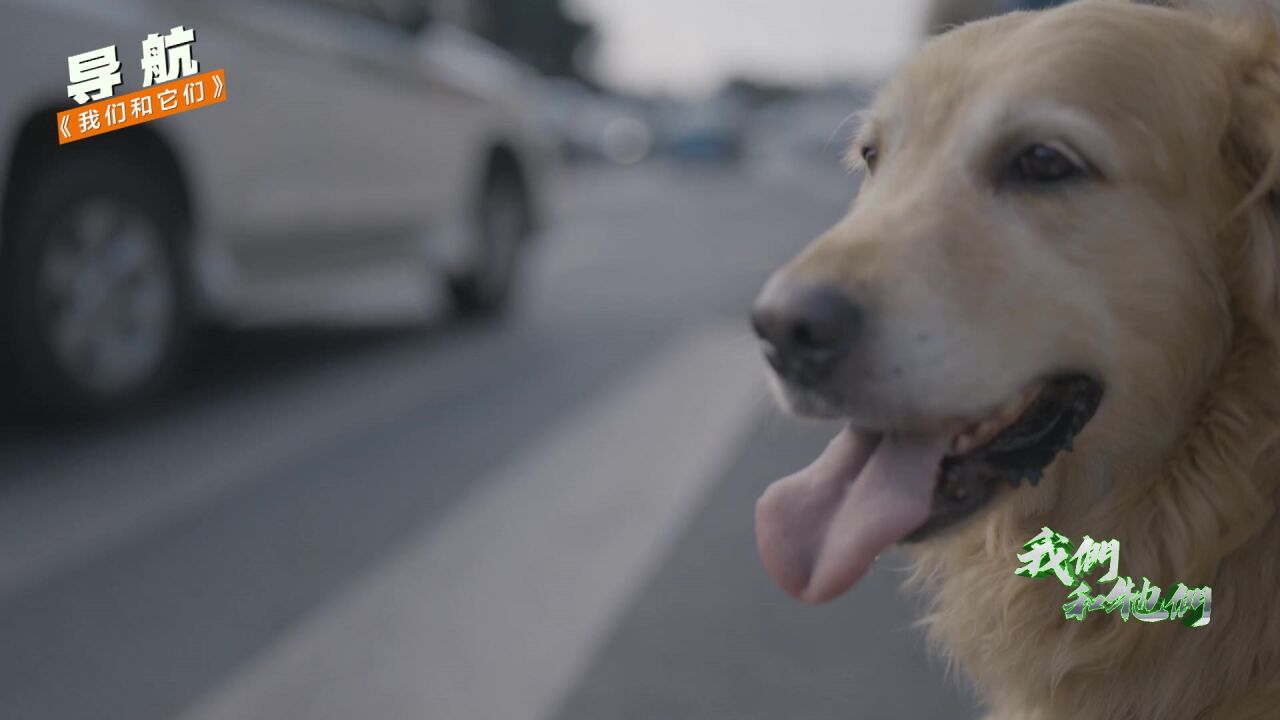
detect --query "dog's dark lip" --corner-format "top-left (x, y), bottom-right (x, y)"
top-left (902, 373), bottom-right (1105, 543)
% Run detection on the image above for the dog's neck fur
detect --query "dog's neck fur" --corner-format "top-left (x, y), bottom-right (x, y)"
top-left (908, 305), bottom-right (1280, 719)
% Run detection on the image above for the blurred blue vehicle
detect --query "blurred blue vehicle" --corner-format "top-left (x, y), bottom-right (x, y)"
top-left (666, 130), bottom-right (743, 164)
top-left (656, 97), bottom-right (746, 166)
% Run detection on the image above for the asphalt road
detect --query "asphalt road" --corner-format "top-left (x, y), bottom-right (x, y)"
top-left (0, 158), bottom-right (982, 720)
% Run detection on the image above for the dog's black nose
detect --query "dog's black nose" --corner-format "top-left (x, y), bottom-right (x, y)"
top-left (751, 283), bottom-right (862, 384)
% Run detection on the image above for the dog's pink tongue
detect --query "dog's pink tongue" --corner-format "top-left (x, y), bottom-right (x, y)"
top-left (756, 427), bottom-right (948, 604)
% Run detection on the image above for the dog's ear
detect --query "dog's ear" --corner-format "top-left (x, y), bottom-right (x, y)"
top-left (1221, 15), bottom-right (1280, 320)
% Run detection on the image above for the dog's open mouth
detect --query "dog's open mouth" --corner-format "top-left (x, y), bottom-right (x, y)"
top-left (755, 374), bottom-right (1103, 604)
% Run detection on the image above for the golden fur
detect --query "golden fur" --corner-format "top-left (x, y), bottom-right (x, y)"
top-left (771, 1), bottom-right (1280, 717)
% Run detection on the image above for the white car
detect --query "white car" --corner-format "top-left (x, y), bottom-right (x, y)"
top-left (0, 0), bottom-right (556, 413)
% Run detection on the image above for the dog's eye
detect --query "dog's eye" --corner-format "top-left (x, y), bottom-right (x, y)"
top-left (1010, 143), bottom-right (1083, 185)
top-left (860, 145), bottom-right (878, 169)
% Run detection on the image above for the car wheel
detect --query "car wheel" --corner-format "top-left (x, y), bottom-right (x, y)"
top-left (2, 149), bottom-right (190, 415)
top-left (448, 168), bottom-right (531, 316)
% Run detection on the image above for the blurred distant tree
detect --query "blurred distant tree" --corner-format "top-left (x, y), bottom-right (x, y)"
top-left (468, 0), bottom-right (594, 78)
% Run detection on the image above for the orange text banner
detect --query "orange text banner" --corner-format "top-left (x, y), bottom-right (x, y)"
top-left (57, 68), bottom-right (227, 145)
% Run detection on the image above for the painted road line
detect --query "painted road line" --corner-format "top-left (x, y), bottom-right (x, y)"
top-left (178, 324), bottom-right (769, 720)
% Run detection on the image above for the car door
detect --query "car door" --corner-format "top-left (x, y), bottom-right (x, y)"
top-left (322, 0), bottom-right (491, 253)
top-left (180, 0), bottom-right (443, 275)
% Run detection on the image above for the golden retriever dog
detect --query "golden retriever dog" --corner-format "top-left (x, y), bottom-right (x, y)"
top-left (751, 1), bottom-right (1280, 718)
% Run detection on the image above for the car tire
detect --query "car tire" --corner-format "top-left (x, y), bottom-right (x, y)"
top-left (1, 146), bottom-right (190, 416)
top-left (448, 167), bottom-right (531, 316)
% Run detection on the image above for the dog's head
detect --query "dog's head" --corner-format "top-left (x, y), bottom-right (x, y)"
top-left (753, 0), bottom-right (1280, 604)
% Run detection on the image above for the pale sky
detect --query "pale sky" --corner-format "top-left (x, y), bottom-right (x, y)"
top-left (567, 0), bottom-right (930, 96)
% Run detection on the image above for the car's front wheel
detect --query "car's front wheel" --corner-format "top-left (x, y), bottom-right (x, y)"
top-left (2, 149), bottom-right (189, 415)
top-left (448, 166), bottom-right (532, 316)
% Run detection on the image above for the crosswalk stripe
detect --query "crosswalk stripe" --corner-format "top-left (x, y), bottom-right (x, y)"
top-left (177, 324), bottom-right (769, 720)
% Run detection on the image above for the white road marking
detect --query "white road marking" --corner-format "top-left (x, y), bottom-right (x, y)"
top-left (177, 325), bottom-right (767, 720)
